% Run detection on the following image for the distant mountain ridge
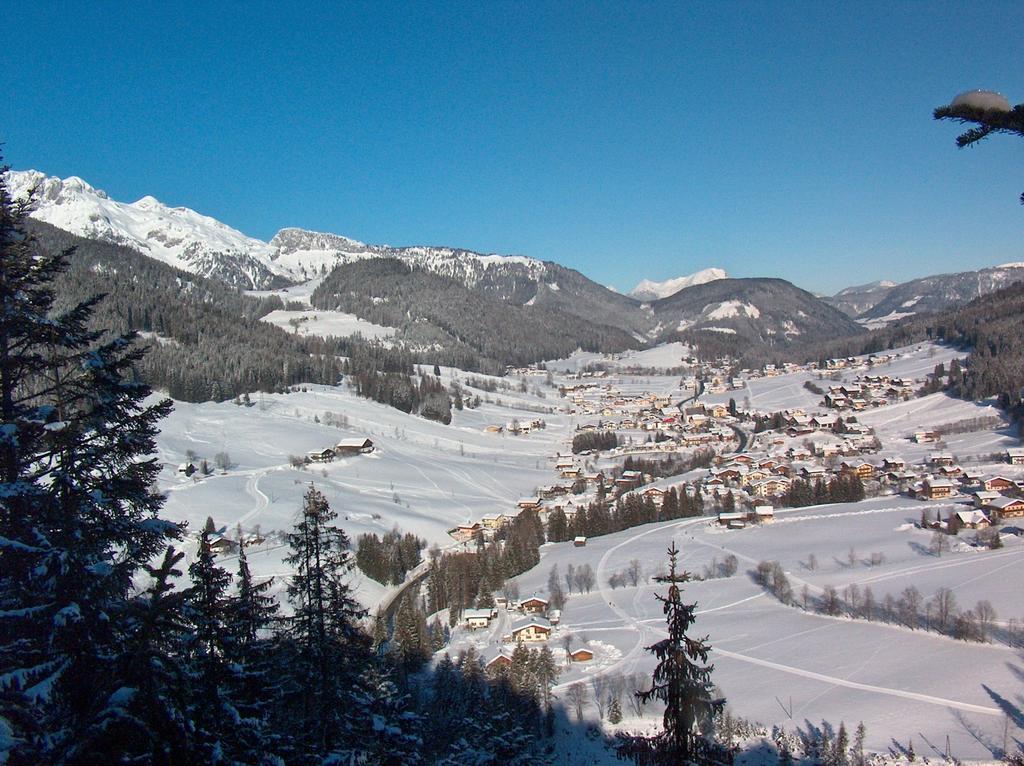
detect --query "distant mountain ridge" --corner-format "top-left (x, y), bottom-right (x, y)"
top-left (7, 168), bottom-right (872, 359)
top-left (649, 277), bottom-right (863, 353)
top-left (629, 268), bottom-right (728, 301)
top-left (826, 265), bottom-right (1024, 325)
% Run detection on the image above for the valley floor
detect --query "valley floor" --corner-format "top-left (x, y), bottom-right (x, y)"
top-left (153, 342), bottom-right (1024, 762)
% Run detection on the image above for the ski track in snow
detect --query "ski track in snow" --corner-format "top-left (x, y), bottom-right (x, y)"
top-left (552, 505), bottom-right (1007, 716)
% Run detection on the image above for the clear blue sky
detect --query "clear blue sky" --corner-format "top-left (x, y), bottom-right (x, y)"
top-left (5, 1), bottom-right (1022, 294)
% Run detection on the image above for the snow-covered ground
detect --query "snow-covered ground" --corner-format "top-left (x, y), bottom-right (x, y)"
top-left (155, 372), bottom-right (567, 609)
top-left (545, 342), bottom-right (692, 373)
top-left (151, 342), bottom-right (1022, 761)
top-left (703, 344), bottom-right (965, 414)
top-left (466, 499), bottom-right (1023, 761)
top-left (260, 308), bottom-right (395, 341)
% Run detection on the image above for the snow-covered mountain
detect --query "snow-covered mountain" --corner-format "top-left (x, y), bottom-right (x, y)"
top-left (6, 169), bottom-right (646, 333)
top-left (844, 265), bottom-right (1024, 326)
top-left (629, 268), bottom-right (728, 301)
top-left (5, 170), bottom-right (287, 290)
top-left (823, 280), bottom-right (898, 317)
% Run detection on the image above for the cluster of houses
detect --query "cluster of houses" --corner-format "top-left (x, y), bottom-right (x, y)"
top-left (464, 595), bottom-right (597, 671)
top-left (820, 376), bottom-right (918, 411)
top-left (482, 418), bottom-right (546, 435)
top-left (305, 437), bottom-right (375, 463)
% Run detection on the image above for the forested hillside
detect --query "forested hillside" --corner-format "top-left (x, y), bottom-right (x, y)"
top-left (33, 221), bottom-right (344, 401)
top-left (309, 257), bottom-right (642, 368)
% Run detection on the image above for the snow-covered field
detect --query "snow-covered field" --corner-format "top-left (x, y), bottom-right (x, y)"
top-left (476, 500), bottom-right (1023, 761)
top-left (703, 344), bottom-right (966, 414)
top-left (155, 373), bottom-right (567, 608)
top-left (260, 308), bottom-right (395, 340)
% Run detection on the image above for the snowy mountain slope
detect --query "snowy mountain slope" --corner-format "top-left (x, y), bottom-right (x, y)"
top-left (823, 279), bottom-right (897, 317)
top-left (650, 277), bottom-right (862, 349)
top-left (6, 170), bottom-right (287, 290)
top-left (855, 264), bottom-right (1024, 323)
top-left (628, 268), bottom-right (728, 301)
top-left (826, 264), bottom-right (1024, 324)
top-left (6, 170), bottom-right (634, 323)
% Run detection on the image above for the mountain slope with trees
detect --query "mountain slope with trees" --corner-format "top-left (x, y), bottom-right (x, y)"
top-left (310, 257), bottom-right (643, 368)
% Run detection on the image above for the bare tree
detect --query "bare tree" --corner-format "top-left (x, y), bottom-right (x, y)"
top-left (627, 559), bottom-right (643, 587)
top-left (214, 451), bottom-right (232, 471)
top-left (974, 600), bottom-right (997, 641)
top-left (930, 530), bottom-right (951, 557)
top-left (821, 585), bottom-right (841, 615)
top-left (800, 584), bottom-right (811, 610)
top-left (591, 674), bottom-right (608, 720)
top-left (868, 552), bottom-right (885, 567)
top-left (565, 563), bottom-right (575, 595)
top-left (862, 586), bottom-right (875, 621)
top-left (898, 586), bottom-right (922, 629)
top-left (575, 563), bottom-right (596, 593)
top-left (502, 579), bottom-right (520, 605)
top-left (847, 546), bottom-right (857, 568)
top-left (807, 553), bottom-right (818, 571)
top-left (624, 673), bottom-right (647, 718)
top-left (721, 554), bottom-right (738, 577)
top-left (567, 682), bottom-right (588, 722)
top-left (932, 587), bottom-right (958, 631)
top-left (843, 583), bottom-right (861, 615)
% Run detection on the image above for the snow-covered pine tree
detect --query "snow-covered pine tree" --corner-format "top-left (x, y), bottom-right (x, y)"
top-left (616, 542), bottom-right (729, 766)
top-left (280, 485), bottom-right (369, 761)
top-left (227, 535), bottom-right (284, 761)
top-left (0, 159), bottom-right (181, 763)
top-left (187, 520), bottom-right (278, 764)
top-left (82, 547), bottom-right (195, 764)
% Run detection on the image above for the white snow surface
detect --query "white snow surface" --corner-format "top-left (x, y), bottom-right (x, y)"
top-left (705, 300), bottom-right (761, 320)
top-left (629, 268), bottom-right (728, 301)
top-left (6, 169), bottom-right (277, 284)
top-left (261, 309), bottom-right (395, 341)
top-left (950, 90), bottom-right (1012, 112)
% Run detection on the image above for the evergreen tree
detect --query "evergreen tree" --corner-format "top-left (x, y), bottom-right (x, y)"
top-left (0, 164), bottom-right (182, 763)
top-left (617, 543), bottom-right (727, 766)
top-left (280, 485), bottom-right (368, 761)
top-left (187, 521), bottom-right (244, 762)
top-left (82, 547), bottom-right (196, 764)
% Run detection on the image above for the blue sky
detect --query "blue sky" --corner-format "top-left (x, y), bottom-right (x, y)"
top-left (5, 2), bottom-right (1022, 294)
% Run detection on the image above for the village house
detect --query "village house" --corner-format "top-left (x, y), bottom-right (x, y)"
top-left (840, 460), bottom-right (875, 481)
top-left (953, 510), bottom-right (991, 530)
top-left (912, 430), bottom-right (941, 444)
top-left (1007, 448), bottom-right (1024, 466)
top-left (984, 476), bottom-right (1017, 492)
top-left (209, 536), bottom-right (237, 556)
top-left (307, 448), bottom-right (336, 463)
top-left (450, 522), bottom-right (483, 542)
top-left (485, 653), bottom-right (513, 672)
top-left (988, 496), bottom-right (1024, 519)
top-left (917, 478), bottom-right (956, 500)
top-left (480, 513), bottom-right (508, 530)
top-left (568, 646), bottom-right (594, 662)
top-left (519, 596), bottom-right (549, 614)
top-left (335, 437), bottom-right (374, 456)
top-left (464, 608), bottom-right (494, 629)
top-left (573, 536), bottom-right (587, 547)
top-left (509, 618), bottom-right (552, 642)
top-left (517, 497), bottom-right (542, 511)
top-left (177, 462), bottom-right (197, 477)
top-left (717, 511), bottom-right (747, 529)
top-left (927, 452), bottom-right (956, 468)
top-left (973, 490), bottom-right (1002, 508)
top-left (753, 505), bottom-right (775, 523)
